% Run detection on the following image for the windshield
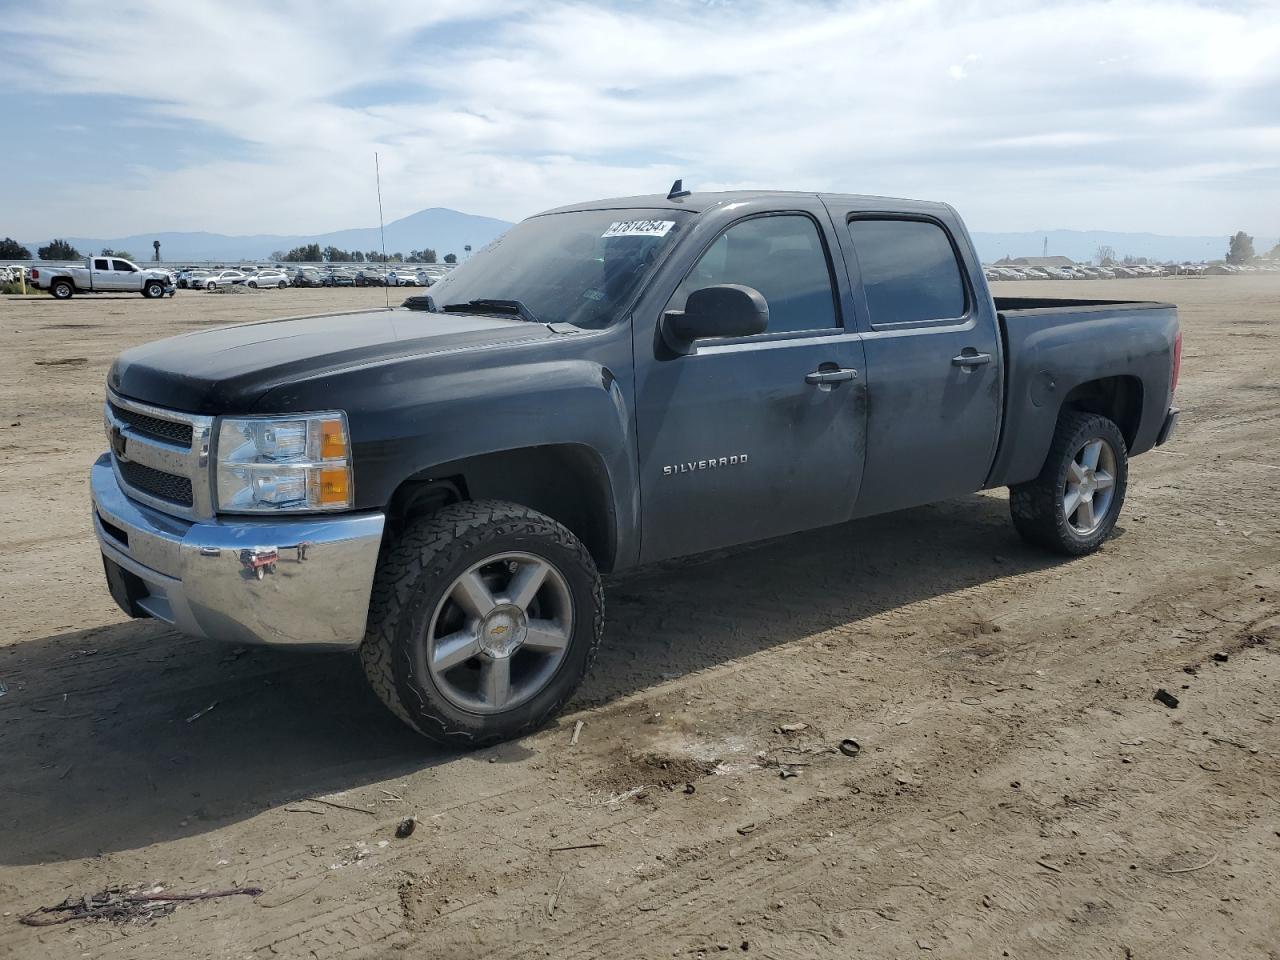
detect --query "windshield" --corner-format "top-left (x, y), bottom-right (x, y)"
top-left (425, 208), bottom-right (690, 328)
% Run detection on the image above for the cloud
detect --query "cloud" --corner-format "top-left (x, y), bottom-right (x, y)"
top-left (2, 0), bottom-right (1278, 237)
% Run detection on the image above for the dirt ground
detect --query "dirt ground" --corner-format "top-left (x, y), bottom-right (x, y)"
top-left (0, 278), bottom-right (1277, 960)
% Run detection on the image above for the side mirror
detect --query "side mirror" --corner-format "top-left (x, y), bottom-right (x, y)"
top-left (662, 284), bottom-right (769, 353)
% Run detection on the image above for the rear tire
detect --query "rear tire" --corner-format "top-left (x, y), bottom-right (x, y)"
top-left (360, 500), bottom-right (603, 747)
top-left (143, 281), bottom-right (164, 298)
top-left (1009, 411), bottom-right (1128, 556)
top-left (51, 279), bottom-right (74, 299)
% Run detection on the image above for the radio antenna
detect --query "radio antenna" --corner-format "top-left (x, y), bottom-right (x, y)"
top-left (375, 151), bottom-right (390, 309)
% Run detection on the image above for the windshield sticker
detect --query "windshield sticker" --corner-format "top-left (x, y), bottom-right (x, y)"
top-left (601, 220), bottom-right (675, 239)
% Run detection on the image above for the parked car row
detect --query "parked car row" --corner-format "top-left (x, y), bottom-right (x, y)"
top-left (173, 263), bottom-right (452, 291)
top-left (984, 263), bottom-right (1175, 281)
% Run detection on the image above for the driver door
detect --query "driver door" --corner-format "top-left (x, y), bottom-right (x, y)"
top-left (110, 259), bottom-right (140, 291)
top-left (634, 206), bottom-right (867, 563)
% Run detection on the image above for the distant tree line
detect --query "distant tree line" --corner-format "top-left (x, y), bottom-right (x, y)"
top-left (0, 237), bottom-right (32, 259)
top-left (268, 245), bottom-right (452, 264)
top-left (37, 239), bottom-right (82, 260)
top-left (1227, 231), bottom-right (1255, 264)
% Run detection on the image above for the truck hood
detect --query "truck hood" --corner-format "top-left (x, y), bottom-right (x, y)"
top-left (108, 308), bottom-right (558, 414)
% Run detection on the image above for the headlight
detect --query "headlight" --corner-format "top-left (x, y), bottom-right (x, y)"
top-left (215, 412), bottom-right (353, 512)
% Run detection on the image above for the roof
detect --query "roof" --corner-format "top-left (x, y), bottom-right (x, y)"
top-left (537, 190), bottom-right (952, 218)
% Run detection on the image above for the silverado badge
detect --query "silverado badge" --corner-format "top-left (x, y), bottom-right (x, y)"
top-left (663, 454), bottom-right (749, 476)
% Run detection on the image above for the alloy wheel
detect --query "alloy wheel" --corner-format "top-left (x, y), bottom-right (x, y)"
top-left (423, 552), bottom-right (574, 714)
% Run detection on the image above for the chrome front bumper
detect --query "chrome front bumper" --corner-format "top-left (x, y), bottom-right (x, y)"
top-left (91, 453), bottom-right (385, 650)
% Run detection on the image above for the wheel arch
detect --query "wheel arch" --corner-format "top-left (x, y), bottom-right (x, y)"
top-left (384, 443), bottom-right (619, 573)
top-left (1059, 375), bottom-right (1144, 449)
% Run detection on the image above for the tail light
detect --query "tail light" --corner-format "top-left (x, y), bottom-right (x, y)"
top-left (1171, 330), bottom-right (1182, 396)
top-left (29, 269), bottom-right (38, 280)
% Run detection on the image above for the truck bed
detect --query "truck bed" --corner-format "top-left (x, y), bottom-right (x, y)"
top-left (985, 296), bottom-right (1179, 489)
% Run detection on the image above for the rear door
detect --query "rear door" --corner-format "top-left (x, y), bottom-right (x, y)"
top-left (633, 201), bottom-right (868, 562)
top-left (826, 206), bottom-right (1002, 517)
top-left (90, 257), bottom-right (112, 290)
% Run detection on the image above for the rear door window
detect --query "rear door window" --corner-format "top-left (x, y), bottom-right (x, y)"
top-left (847, 219), bottom-right (968, 327)
top-left (93, 259), bottom-right (110, 270)
top-left (669, 214), bottom-right (839, 335)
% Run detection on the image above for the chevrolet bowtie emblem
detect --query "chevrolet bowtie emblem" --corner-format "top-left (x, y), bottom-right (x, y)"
top-left (110, 425), bottom-right (129, 462)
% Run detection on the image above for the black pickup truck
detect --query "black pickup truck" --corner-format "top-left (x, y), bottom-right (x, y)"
top-left (93, 188), bottom-right (1181, 745)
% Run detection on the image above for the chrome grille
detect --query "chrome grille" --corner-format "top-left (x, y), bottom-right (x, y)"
top-left (105, 390), bottom-right (214, 520)
top-left (118, 460), bottom-right (194, 506)
top-left (109, 402), bottom-right (194, 446)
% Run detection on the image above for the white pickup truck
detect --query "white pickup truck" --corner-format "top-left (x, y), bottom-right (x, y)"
top-left (29, 257), bottom-right (175, 299)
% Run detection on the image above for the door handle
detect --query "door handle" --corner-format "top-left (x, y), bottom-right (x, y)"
top-left (805, 367), bottom-right (859, 385)
top-left (952, 351), bottom-right (992, 367)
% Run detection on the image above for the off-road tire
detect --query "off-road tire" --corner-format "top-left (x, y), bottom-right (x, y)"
top-left (1009, 410), bottom-right (1128, 555)
top-left (143, 281), bottom-right (164, 298)
top-left (51, 279), bottom-right (74, 299)
top-left (360, 500), bottom-right (604, 747)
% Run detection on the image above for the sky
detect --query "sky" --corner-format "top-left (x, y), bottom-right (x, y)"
top-left (2, 0), bottom-right (1278, 240)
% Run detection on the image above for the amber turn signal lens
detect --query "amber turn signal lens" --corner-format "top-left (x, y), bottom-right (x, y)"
top-left (316, 467), bottom-right (350, 506)
top-left (319, 419), bottom-right (347, 460)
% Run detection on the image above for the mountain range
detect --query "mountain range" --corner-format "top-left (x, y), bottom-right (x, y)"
top-left (21, 208), bottom-right (515, 263)
top-left (19, 208), bottom-right (1273, 265)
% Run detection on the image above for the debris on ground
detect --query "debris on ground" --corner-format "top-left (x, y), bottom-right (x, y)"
top-left (549, 841), bottom-right (605, 853)
top-left (1153, 688), bottom-right (1180, 709)
top-left (839, 738), bottom-right (862, 758)
top-left (571, 719), bottom-right (584, 745)
top-left (19, 885), bottom-right (262, 927)
top-left (776, 722), bottom-right (809, 734)
top-left (1212, 651), bottom-right (1229, 662)
top-left (395, 817), bottom-right (417, 839)
top-left (34, 357), bottom-right (88, 366)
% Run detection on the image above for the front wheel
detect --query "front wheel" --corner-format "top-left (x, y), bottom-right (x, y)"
top-left (143, 281), bottom-right (164, 298)
top-left (206, 282), bottom-right (217, 291)
top-left (1009, 411), bottom-right (1128, 555)
top-left (360, 500), bottom-right (603, 747)
top-left (277, 281), bottom-right (287, 289)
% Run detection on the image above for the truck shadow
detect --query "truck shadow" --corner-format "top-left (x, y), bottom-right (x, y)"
top-left (0, 493), bottom-right (1072, 865)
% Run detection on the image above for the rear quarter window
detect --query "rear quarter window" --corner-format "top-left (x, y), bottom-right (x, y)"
top-left (847, 219), bottom-right (968, 327)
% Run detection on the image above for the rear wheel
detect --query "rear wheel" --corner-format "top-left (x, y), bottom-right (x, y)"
top-left (1009, 411), bottom-right (1128, 555)
top-left (360, 500), bottom-right (603, 747)
top-left (143, 281), bottom-right (164, 298)
top-left (51, 279), bottom-right (74, 299)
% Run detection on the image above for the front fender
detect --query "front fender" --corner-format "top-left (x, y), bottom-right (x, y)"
top-left (254, 327), bottom-right (641, 568)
